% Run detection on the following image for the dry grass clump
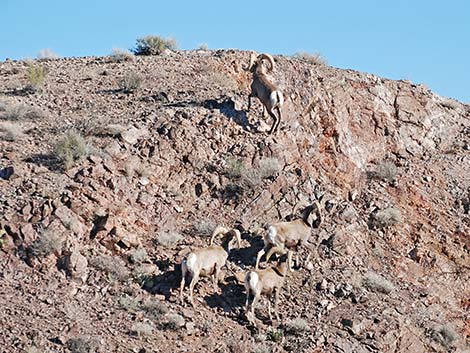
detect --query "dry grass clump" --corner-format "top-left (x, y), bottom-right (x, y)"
top-left (155, 231), bottom-right (183, 248)
top-left (362, 272), bottom-right (394, 294)
top-left (371, 207), bottom-right (401, 229)
top-left (431, 324), bottom-right (458, 348)
top-left (110, 48), bottom-right (134, 62)
top-left (0, 122), bottom-right (23, 141)
top-left (132, 35), bottom-right (178, 56)
top-left (0, 101), bottom-right (45, 121)
top-left (67, 336), bottom-right (100, 353)
top-left (141, 299), bottom-right (169, 321)
top-left (193, 219), bottom-right (217, 237)
top-left (292, 51), bottom-right (327, 65)
top-left (373, 160), bottom-right (398, 183)
top-left (37, 48), bottom-right (59, 60)
top-left (27, 64), bottom-right (48, 91)
top-left (53, 131), bottom-right (90, 169)
top-left (119, 71), bottom-right (142, 93)
top-left (266, 329), bottom-right (284, 343)
top-left (258, 157), bottom-right (282, 178)
top-left (28, 230), bottom-right (63, 258)
top-left (90, 254), bottom-right (130, 281)
top-left (225, 157), bottom-right (245, 179)
top-left (130, 322), bottom-right (153, 337)
top-left (129, 247), bottom-right (147, 264)
top-left (166, 313), bottom-right (185, 330)
top-left (284, 317), bottom-right (310, 335)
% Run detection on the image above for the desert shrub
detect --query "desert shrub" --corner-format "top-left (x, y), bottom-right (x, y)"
top-left (67, 336), bottom-right (100, 353)
top-left (131, 322), bottom-right (153, 337)
top-left (29, 230), bottom-right (63, 258)
top-left (116, 294), bottom-right (141, 311)
top-left (371, 207), bottom-right (401, 229)
top-left (0, 101), bottom-right (45, 121)
top-left (166, 313), bottom-right (185, 330)
top-left (129, 247), bottom-right (147, 264)
top-left (0, 122), bottom-right (23, 141)
top-left (374, 161), bottom-right (397, 183)
top-left (90, 254), bottom-right (130, 281)
top-left (132, 35), bottom-right (178, 56)
top-left (431, 324), bottom-right (458, 348)
top-left (37, 48), bottom-right (59, 60)
top-left (225, 157), bottom-right (245, 179)
top-left (362, 272), bottom-right (394, 294)
top-left (266, 329), bottom-right (283, 343)
top-left (141, 299), bottom-right (168, 321)
top-left (198, 43), bottom-right (209, 50)
top-left (258, 157), bottom-right (282, 179)
top-left (53, 131), bottom-right (90, 169)
top-left (193, 220), bottom-right (217, 237)
top-left (285, 317), bottom-right (310, 334)
top-left (155, 231), bottom-right (183, 247)
top-left (110, 48), bottom-right (134, 62)
top-left (27, 64), bottom-right (48, 90)
top-left (119, 71), bottom-right (142, 93)
top-left (293, 51), bottom-right (327, 65)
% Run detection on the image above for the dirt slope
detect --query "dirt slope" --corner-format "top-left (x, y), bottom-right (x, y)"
top-left (0, 50), bottom-right (469, 352)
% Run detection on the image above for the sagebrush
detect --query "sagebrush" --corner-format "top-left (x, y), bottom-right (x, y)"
top-left (132, 35), bottom-right (178, 56)
top-left (53, 131), bottom-right (90, 169)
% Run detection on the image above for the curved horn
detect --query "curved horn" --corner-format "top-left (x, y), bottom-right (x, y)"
top-left (210, 226), bottom-right (230, 246)
top-left (257, 53), bottom-right (275, 72)
top-left (266, 246), bottom-right (286, 262)
top-left (232, 229), bottom-right (242, 249)
top-left (248, 52), bottom-right (257, 71)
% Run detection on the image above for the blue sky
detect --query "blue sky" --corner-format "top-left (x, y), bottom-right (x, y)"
top-left (1, 0), bottom-right (469, 102)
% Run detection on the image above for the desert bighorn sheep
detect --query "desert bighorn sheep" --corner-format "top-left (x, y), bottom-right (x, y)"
top-left (244, 254), bottom-right (289, 325)
top-left (179, 226), bottom-right (241, 306)
top-left (255, 202), bottom-right (322, 271)
top-left (247, 53), bottom-right (284, 134)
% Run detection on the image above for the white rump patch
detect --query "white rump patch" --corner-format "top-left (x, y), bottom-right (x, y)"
top-left (186, 253), bottom-right (197, 271)
top-left (267, 226), bottom-right (277, 244)
top-left (249, 272), bottom-right (259, 290)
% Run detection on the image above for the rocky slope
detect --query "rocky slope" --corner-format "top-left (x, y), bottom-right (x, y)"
top-left (0, 50), bottom-right (469, 353)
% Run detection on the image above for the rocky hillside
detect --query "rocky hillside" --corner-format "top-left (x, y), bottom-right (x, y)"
top-left (0, 50), bottom-right (469, 353)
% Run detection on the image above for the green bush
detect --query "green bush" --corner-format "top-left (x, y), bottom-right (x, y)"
top-left (119, 70), bottom-right (142, 92)
top-left (292, 51), bottom-right (327, 65)
top-left (132, 35), bottom-right (178, 56)
top-left (53, 131), bottom-right (90, 169)
top-left (27, 64), bottom-right (48, 90)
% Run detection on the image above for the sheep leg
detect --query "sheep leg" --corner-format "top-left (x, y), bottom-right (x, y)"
top-left (267, 296), bottom-right (273, 321)
top-left (267, 109), bottom-right (279, 134)
top-left (179, 262), bottom-right (187, 304)
top-left (189, 273), bottom-right (200, 307)
top-left (255, 246), bottom-right (268, 269)
top-left (247, 95), bottom-right (252, 112)
top-left (287, 251), bottom-right (294, 271)
top-left (273, 106), bottom-right (282, 133)
top-left (213, 266), bottom-right (221, 293)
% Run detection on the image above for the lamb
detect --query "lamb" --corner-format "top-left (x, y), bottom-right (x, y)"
top-left (255, 202), bottom-right (322, 271)
top-left (247, 53), bottom-right (284, 134)
top-left (244, 255), bottom-right (289, 324)
top-left (179, 226), bottom-right (241, 306)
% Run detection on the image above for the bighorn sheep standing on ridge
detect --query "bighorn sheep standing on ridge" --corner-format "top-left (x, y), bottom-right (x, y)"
top-left (247, 53), bottom-right (284, 134)
top-left (255, 203), bottom-right (322, 271)
top-left (180, 226), bottom-right (241, 306)
top-left (244, 255), bottom-right (289, 325)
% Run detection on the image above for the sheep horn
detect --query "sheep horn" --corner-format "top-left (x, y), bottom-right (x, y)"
top-left (257, 53), bottom-right (275, 72)
top-left (210, 226), bottom-right (230, 246)
top-left (248, 52), bottom-right (257, 71)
